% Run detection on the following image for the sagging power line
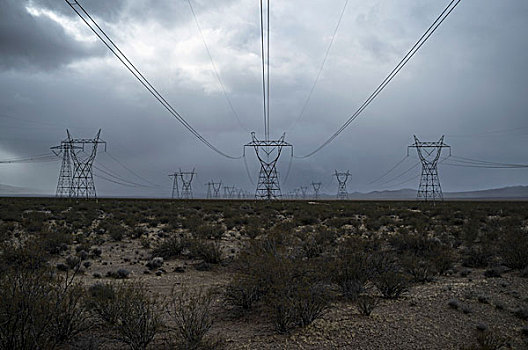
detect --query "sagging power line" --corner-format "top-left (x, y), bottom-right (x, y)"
top-left (297, 0), bottom-right (462, 158)
top-left (65, 0), bottom-right (240, 160)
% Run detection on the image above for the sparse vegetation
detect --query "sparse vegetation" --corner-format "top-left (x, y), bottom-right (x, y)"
top-left (0, 198), bottom-right (527, 348)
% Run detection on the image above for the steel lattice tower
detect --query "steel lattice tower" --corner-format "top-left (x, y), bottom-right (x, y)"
top-left (244, 132), bottom-right (293, 200)
top-left (212, 182), bottom-right (222, 198)
top-left (335, 170), bottom-right (350, 200)
top-left (300, 186), bottom-right (308, 199)
top-left (179, 169), bottom-right (195, 199)
top-left (51, 129), bottom-right (105, 199)
top-left (206, 182), bottom-right (213, 199)
top-left (408, 135), bottom-right (450, 202)
top-left (312, 182), bottom-right (322, 200)
top-left (169, 173), bottom-right (180, 199)
top-left (223, 186), bottom-right (236, 199)
top-left (70, 130), bottom-right (106, 199)
top-left (206, 181), bottom-right (222, 199)
top-left (51, 130), bottom-right (80, 197)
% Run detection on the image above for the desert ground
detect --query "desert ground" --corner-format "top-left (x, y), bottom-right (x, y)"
top-left (1, 198), bottom-right (527, 349)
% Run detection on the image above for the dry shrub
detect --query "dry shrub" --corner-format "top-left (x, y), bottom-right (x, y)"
top-left (356, 295), bottom-right (379, 316)
top-left (225, 242), bottom-right (332, 333)
top-left (151, 235), bottom-right (186, 259)
top-left (330, 250), bottom-right (372, 300)
top-left (499, 230), bottom-right (528, 269)
top-left (167, 287), bottom-right (221, 350)
top-left (0, 257), bottom-right (90, 349)
top-left (189, 240), bottom-right (222, 264)
top-left (87, 282), bottom-right (163, 350)
top-left (374, 270), bottom-right (409, 299)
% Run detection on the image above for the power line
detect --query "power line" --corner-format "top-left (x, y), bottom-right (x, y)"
top-left (104, 152), bottom-right (161, 187)
top-left (0, 153), bottom-right (57, 164)
top-left (186, 0), bottom-right (248, 132)
top-left (378, 162), bottom-right (420, 186)
top-left (93, 163), bottom-right (154, 188)
top-left (386, 173), bottom-right (420, 188)
top-left (288, 0), bottom-right (349, 132)
top-left (93, 172), bottom-right (142, 188)
top-left (242, 153), bottom-right (255, 186)
top-left (259, 0), bottom-right (268, 140)
top-left (297, 0), bottom-right (462, 158)
top-left (65, 0), bottom-right (240, 159)
top-left (282, 153), bottom-right (294, 184)
top-left (449, 156), bottom-right (528, 168)
top-left (368, 155), bottom-right (409, 184)
top-left (266, 0), bottom-right (270, 140)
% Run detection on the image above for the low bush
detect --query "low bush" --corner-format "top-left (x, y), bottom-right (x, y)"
top-left (356, 295), bottom-right (379, 316)
top-left (151, 235), bottom-right (186, 259)
top-left (330, 250), bottom-right (372, 300)
top-left (266, 266), bottom-right (331, 333)
top-left (224, 275), bottom-right (262, 311)
top-left (499, 230), bottom-right (528, 269)
top-left (0, 262), bottom-right (90, 350)
top-left (374, 270), bottom-right (409, 299)
top-left (462, 246), bottom-right (494, 268)
top-left (400, 255), bottom-right (436, 283)
top-left (189, 240), bottom-right (222, 264)
top-left (40, 228), bottom-right (72, 255)
top-left (167, 287), bottom-right (219, 350)
top-left (194, 224), bottom-right (225, 240)
top-left (87, 282), bottom-right (163, 350)
top-left (462, 330), bottom-right (508, 350)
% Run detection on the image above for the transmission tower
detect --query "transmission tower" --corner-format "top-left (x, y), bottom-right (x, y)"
top-left (169, 173), bottom-right (180, 199)
top-left (408, 135), bottom-right (450, 202)
top-left (223, 186), bottom-right (236, 199)
top-left (206, 181), bottom-right (222, 199)
top-left (335, 170), bottom-right (350, 200)
top-left (212, 182), bottom-right (222, 198)
top-left (244, 132), bottom-right (293, 200)
top-left (300, 186), bottom-right (308, 199)
top-left (51, 129), bottom-right (105, 199)
top-left (179, 169), bottom-right (195, 199)
top-left (312, 182), bottom-right (322, 200)
top-left (51, 130), bottom-right (80, 197)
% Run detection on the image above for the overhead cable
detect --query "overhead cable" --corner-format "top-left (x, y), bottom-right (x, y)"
top-left (368, 155), bottom-right (409, 184)
top-left (288, 0), bottom-right (349, 131)
top-left (104, 152), bottom-right (161, 187)
top-left (297, 0), bottom-right (462, 158)
top-left (186, 0), bottom-right (248, 132)
top-left (65, 0), bottom-right (240, 159)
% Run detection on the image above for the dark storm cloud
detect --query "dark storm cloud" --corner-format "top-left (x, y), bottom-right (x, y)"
top-left (0, 0), bottom-right (104, 70)
top-left (1, 0), bottom-right (527, 196)
top-left (37, 0), bottom-right (126, 21)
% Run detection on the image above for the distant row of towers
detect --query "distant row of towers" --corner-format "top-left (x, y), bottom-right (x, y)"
top-left (51, 131), bottom-right (448, 202)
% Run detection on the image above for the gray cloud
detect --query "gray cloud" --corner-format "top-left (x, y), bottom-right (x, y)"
top-left (0, 0), bottom-right (105, 70)
top-left (0, 0), bottom-right (527, 197)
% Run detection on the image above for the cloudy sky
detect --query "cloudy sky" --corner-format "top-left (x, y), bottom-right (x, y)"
top-left (0, 0), bottom-right (527, 197)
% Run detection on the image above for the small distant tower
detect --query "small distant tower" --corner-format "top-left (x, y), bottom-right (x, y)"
top-left (206, 182), bottom-right (222, 199)
top-left (179, 169), bottom-right (195, 199)
top-left (334, 170), bottom-right (350, 200)
top-left (300, 186), bottom-right (308, 199)
top-left (212, 182), bottom-right (222, 198)
top-left (408, 135), bottom-right (450, 202)
top-left (312, 182), bottom-right (322, 200)
top-left (169, 173), bottom-right (180, 199)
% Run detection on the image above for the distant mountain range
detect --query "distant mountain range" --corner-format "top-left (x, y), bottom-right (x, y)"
top-left (344, 185), bottom-right (528, 200)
